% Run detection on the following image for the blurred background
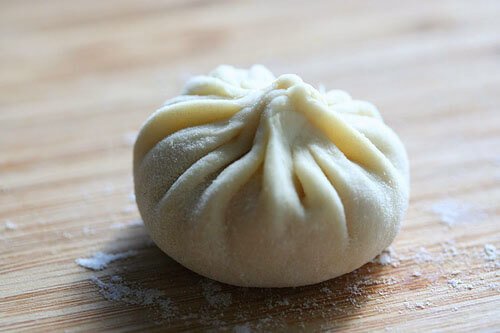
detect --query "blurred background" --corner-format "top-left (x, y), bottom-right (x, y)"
top-left (1, 0), bottom-right (499, 332)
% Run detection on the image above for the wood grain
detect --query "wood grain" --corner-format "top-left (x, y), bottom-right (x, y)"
top-left (1, 0), bottom-right (499, 331)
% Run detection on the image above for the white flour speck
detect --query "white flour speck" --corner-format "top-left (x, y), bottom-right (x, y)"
top-left (4, 220), bottom-right (17, 230)
top-left (448, 279), bottom-right (473, 290)
top-left (121, 205), bottom-right (136, 214)
top-left (123, 131), bottom-right (138, 146)
top-left (103, 183), bottom-right (115, 194)
top-left (372, 247), bottom-right (399, 266)
top-left (487, 283), bottom-right (499, 291)
top-left (484, 244), bottom-right (497, 261)
top-left (62, 231), bottom-right (74, 239)
top-left (320, 286), bottom-right (332, 294)
top-left (76, 250), bottom-right (138, 270)
top-left (82, 226), bottom-right (95, 235)
top-left (110, 219), bottom-right (143, 229)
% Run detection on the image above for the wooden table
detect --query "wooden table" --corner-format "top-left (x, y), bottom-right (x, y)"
top-left (1, 0), bottom-right (499, 331)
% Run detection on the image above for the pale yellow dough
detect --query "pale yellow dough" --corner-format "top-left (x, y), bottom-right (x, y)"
top-left (134, 65), bottom-right (409, 287)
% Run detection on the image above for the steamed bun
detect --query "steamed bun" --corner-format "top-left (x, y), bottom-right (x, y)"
top-left (134, 65), bottom-right (409, 287)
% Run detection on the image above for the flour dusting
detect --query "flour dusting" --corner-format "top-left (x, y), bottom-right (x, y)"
top-left (201, 280), bottom-right (232, 309)
top-left (91, 275), bottom-right (162, 304)
top-left (413, 247), bottom-right (433, 263)
top-left (404, 300), bottom-right (431, 310)
top-left (76, 250), bottom-right (138, 270)
top-left (83, 239), bottom-right (498, 330)
top-left (91, 275), bottom-right (177, 318)
top-left (430, 199), bottom-right (486, 226)
top-left (447, 279), bottom-right (474, 290)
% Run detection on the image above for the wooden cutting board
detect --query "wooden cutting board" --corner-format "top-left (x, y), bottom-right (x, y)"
top-left (1, 0), bottom-right (499, 331)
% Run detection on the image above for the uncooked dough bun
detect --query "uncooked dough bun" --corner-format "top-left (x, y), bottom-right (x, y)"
top-left (134, 65), bottom-right (409, 287)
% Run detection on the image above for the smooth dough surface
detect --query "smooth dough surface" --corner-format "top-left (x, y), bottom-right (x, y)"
top-left (134, 65), bottom-right (409, 287)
